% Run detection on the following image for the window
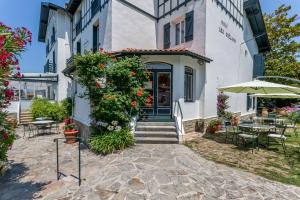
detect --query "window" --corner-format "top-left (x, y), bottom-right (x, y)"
top-left (184, 67), bottom-right (193, 102)
top-left (247, 94), bottom-right (254, 111)
top-left (92, 24), bottom-right (99, 53)
top-left (76, 41), bottom-right (81, 55)
top-left (163, 23), bottom-right (170, 49)
top-left (175, 21), bottom-right (185, 45)
top-left (185, 11), bottom-right (194, 42)
top-left (216, 0), bottom-right (243, 27)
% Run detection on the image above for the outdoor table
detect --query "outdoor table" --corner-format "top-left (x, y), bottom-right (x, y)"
top-left (253, 117), bottom-right (286, 125)
top-left (238, 124), bottom-right (276, 147)
top-left (31, 120), bottom-right (55, 136)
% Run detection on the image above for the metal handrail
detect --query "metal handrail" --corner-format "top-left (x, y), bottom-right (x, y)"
top-left (174, 100), bottom-right (183, 136)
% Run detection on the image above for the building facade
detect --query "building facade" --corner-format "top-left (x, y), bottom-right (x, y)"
top-left (38, 3), bottom-right (72, 101)
top-left (39, 0), bottom-right (270, 138)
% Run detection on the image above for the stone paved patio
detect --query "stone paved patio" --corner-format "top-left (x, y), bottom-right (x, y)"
top-left (1, 129), bottom-right (300, 199)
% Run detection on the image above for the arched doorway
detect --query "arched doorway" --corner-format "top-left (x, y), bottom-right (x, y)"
top-left (141, 62), bottom-right (173, 120)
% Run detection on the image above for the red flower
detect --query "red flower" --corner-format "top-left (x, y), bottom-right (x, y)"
top-left (2, 132), bottom-right (8, 140)
top-left (3, 80), bottom-right (9, 87)
top-left (130, 71), bottom-right (136, 77)
top-left (99, 48), bottom-right (104, 52)
top-left (64, 118), bottom-right (72, 125)
top-left (98, 63), bottom-right (105, 69)
top-left (136, 88), bottom-right (143, 97)
top-left (131, 100), bottom-right (137, 108)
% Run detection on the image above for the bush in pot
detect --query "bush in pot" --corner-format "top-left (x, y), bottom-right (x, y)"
top-left (206, 119), bottom-right (222, 133)
top-left (63, 118), bottom-right (78, 144)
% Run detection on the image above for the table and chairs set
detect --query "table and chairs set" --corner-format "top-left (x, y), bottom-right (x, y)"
top-left (224, 116), bottom-right (294, 154)
top-left (21, 117), bottom-right (60, 138)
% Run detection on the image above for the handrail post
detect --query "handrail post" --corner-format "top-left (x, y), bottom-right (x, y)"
top-left (78, 138), bottom-right (81, 186)
top-left (56, 139), bottom-right (59, 180)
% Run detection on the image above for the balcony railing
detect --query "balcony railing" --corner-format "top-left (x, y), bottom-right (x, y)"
top-left (44, 60), bottom-right (57, 73)
top-left (75, 20), bottom-right (82, 36)
top-left (91, 0), bottom-right (100, 17)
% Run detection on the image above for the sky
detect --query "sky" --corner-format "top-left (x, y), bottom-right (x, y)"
top-left (0, 0), bottom-right (299, 73)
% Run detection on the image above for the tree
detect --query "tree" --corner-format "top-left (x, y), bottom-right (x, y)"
top-left (0, 22), bottom-right (31, 164)
top-left (264, 5), bottom-right (300, 80)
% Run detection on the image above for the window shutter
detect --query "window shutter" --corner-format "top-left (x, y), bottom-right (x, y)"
top-left (185, 11), bottom-right (194, 42)
top-left (163, 23), bottom-right (170, 49)
top-left (253, 54), bottom-right (265, 78)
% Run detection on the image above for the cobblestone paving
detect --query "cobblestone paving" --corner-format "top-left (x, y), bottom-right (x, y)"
top-left (1, 130), bottom-right (300, 199)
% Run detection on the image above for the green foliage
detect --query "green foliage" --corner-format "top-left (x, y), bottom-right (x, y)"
top-left (0, 113), bottom-right (15, 161)
top-left (88, 128), bottom-right (134, 154)
top-left (264, 5), bottom-right (300, 81)
top-left (75, 51), bottom-right (149, 133)
top-left (288, 111), bottom-right (300, 123)
top-left (207, 119), bottom-right (221, 129)
top-left (31, 98), bottom-right (67, 121)
top-left (62, 97), bottom-right (72, 117)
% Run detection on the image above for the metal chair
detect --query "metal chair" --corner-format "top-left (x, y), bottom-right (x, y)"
top-left (237, 126), bottom-right (259, 154)
top-left (225, 126), bottom-right (240, 144)
top-left (267, 125), bottom-right (287, 154)
top-left (285, 119), bottom-right (297, 137)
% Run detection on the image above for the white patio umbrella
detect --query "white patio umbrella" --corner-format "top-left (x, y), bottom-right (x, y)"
top-left (251, 93), bottom-right (300, 99)
top-left (218, 80), bottom-right (300, 94)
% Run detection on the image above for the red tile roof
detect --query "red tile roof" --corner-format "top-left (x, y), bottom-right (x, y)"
top-left (112, 48), bottom-right (212, 63)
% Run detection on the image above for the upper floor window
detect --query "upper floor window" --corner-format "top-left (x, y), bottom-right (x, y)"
top-left (184, 66), bottom-right (194, 102)
top-left (175, 21), bottom-right (185, 45)
top-left (216, 0), bottom-right (243, 27)
top-left (163, 23), bottom-right (170, 49)
top-left (158, 0), bottom-right (190, 18)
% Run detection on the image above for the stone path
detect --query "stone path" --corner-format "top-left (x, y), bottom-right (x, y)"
top-left (1, 130), bottom-right (300, 199)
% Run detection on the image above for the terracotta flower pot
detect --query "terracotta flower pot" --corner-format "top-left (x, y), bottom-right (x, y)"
top-left (63, 130), bottom-right (79, 144)
top-left (206, 127), bottom-right (217, 134)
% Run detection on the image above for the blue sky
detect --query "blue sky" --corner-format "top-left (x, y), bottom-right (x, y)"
top-left (0, 0), bottom-right (299, 73)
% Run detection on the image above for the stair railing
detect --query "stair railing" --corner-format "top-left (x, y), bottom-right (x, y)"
top-left (173, 101), bottom-right (183, 139)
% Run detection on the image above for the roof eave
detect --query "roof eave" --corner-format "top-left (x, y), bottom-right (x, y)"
top-left (244, 0), bottom-right (271, 53)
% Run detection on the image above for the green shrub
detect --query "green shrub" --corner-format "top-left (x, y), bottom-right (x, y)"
top-left (62, 97), bottom-right (72, 117)
top-left (88, 128), bottom-right (134, 154)
top-left (31, 98), bottom-right (67, 121)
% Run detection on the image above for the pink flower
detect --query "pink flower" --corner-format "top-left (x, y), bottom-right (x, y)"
top-left (2, 132), bottom-right (8, 140)
top-left (3, 80), bottom-right (9, 87)
top-left (16, 66), bottom-right (20, 70)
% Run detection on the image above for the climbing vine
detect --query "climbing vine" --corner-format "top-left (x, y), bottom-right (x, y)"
top-left (75, 50), bottom-right (149, 134)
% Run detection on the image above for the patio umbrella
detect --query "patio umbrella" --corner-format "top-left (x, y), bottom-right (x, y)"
top-left (251, 93), bottom-right (300, 99)
top-left (218, 80), bottom-right (300, 94)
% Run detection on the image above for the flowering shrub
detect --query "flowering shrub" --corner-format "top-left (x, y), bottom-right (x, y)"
top-left (0, 22), bottom-right (31, 164)
top-left (75, 51), bottom-right (149, 153)
top-left (75, 51), bottom-right (149, 132)
top-left (217, 93), bottom-right (230, 118)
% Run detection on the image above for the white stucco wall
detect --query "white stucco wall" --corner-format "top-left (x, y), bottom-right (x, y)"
top-left (157, 0), bottom-right (206, 55)
top-left (204, 0), bottom-right (258, 118)
top-left (111, 0), bottom-right (157, 51)
top-left (44, 9), bottom-right (71, 102)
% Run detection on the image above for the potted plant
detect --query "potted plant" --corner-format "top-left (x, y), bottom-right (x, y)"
top-left (63, 118), bottom-right (79, 144)
top-left (206, 119), bottom-right (221, 134)
top-left (231, 115), bottom-right (239, 126)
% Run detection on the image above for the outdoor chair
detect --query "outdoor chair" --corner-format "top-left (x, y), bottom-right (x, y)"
top-left (50, 122), bottom-right (60, 134)
top-left (267, 125), bottom-right (287, 154)
top-left (237, 126), bottom-right (259, 154)
top-left (225, 126), bottom-right (241, 144)
top-left (284, 120), bottom-right (297, 137)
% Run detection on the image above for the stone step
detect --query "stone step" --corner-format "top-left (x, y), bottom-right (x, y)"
top-left (135, 131), bottom-right (177, 138)
top-left (135, 125), bottom-right (176, 132)
top-left (135, 137), bottom-right (178, 144)
top-left (136, 121), bottom-right (175, 126)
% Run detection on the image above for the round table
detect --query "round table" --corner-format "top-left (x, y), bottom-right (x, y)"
top-left (31, 120), bottom-right (55, 135)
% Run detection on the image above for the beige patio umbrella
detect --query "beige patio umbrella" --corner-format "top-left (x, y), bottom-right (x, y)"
top-left (251, 93), bottom-right (300, 98)
top-left (218, 80), bottom-right (300, 94)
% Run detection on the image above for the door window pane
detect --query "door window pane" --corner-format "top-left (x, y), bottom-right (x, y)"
top-left (157, 72), bottom-right (171, 107)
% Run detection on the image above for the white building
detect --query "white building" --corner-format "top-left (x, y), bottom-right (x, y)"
top-left (39, 0), bottom-right (270, 141)
top-left (38, 3), bottom-right (72, 101)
